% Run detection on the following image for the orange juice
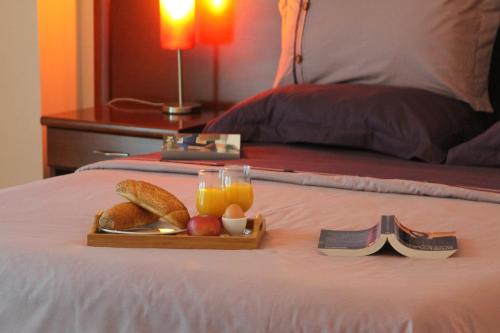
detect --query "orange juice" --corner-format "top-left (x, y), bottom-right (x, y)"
top-left (196, 187), bottom-right (227, 217)
top-left (224, 182), bottom-right (253, 212)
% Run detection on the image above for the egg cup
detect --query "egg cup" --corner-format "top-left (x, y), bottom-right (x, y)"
top-left (221, 217), bottom-right (248, 236)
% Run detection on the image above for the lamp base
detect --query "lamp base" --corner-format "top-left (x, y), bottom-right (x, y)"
top-left (162, 102), bottom-right (201, 115)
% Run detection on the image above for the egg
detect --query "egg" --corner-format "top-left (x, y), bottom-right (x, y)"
top-left (223, 204), bottom-right (245, 219)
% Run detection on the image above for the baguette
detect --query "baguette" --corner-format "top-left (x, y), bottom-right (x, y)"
top-left (116, 179), bottom-right (190, 229)
top-left (99, 202), bottom-right (159, 230)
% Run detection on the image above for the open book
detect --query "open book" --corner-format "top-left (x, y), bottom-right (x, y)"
top-left (318, 216), bottom-right (457, 259)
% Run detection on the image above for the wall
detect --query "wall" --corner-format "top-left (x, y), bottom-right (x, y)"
top-left (38, 0), bottom-right (94, 116)
top-left (38, 1), bottom-right (78, 115)
top-left (77, 0), bottom-right (94, 108)
top-left (38, 0), bottom-right (94, 176)
top-left (0, 1), bottom-right (93, 189)
top-left (0, 1), bottom-right (43, 188)
top-left (110, 0), bottom-right (280, 104)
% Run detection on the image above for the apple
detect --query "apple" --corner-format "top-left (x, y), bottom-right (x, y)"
top-left (187, 215), bottom-right (221, 236)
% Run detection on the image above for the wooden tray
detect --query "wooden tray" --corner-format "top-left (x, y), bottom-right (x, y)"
top-left (87, 212), bottom-right (266, 250)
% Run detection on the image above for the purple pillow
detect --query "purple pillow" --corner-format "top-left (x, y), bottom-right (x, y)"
top-left (204, 84), bottom-right (490, 163)
top-left (447, 122), bottom-right (500, 167)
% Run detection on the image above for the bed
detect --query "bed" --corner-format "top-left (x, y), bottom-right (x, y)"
top-left (1, 157), bottom-right (500, 332)
top-left (2, 0), bottom-right (500, 332)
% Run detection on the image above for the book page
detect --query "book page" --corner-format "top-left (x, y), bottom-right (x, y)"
top-left (318, 224), bottom-right (381, 249)
top-left (392, 217), bottom-right (457, 251)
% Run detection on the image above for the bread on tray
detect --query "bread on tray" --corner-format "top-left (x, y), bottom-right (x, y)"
top-left (116, 179), bottom-right (190, 229)
top-left (99, 202), bottom-right (159, 230)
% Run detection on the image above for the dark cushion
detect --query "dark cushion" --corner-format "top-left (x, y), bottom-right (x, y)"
top-left (488, 26), bottom-right (500, 119)
top-left (447, 122), bottom-right (500, 167)
top-left (204, 84), bottom-right (491, 163)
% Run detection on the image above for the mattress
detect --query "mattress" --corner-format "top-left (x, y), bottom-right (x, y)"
top-left (1, 158), bottom-right (500, 332)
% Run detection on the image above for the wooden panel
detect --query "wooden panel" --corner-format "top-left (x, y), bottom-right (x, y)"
top-left (41, 105), bottom-right (226, 138)
top-left (47, 128), bottom-right (162, 169)
top-left (94, 0), bottom-right (111, 105)
top-left (108, 0), bottom-right (281, 107)
top-left (489, 27), bottom-right (500, 119)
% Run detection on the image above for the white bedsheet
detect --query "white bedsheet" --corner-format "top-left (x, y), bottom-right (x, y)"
top-left (1, 160), bottom-right (499, 332)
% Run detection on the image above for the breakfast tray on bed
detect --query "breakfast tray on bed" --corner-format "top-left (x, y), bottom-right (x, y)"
top-left (87, 213), bottom-right (266, 250)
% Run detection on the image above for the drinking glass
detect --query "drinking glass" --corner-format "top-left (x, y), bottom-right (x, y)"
top-left (196, 169), bottom-right (227, 217)
top-left (223, 165), bottom-right (253, 212)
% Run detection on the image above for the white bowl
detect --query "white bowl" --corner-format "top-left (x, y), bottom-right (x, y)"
top-left (221, 216), bottom-right (247, 236)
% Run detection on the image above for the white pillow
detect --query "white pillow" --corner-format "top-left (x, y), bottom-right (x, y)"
top-left (274, 0), bottom-right (500, 112)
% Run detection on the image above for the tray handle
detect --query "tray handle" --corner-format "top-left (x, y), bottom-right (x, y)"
top-left (89, 211), bottom-right (103, 234)
top-left (254, 214), bottom-right (266, 233)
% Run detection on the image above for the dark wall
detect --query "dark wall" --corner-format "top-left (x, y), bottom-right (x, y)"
top-left (100, 1), bottom-right (499, 117)
top-left (109, 0), bottom-right (281, 107)
top-left (489, 27), bottom-right (500, 119)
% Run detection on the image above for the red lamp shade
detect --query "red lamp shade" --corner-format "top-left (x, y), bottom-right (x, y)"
top-left (159, 0), bottom-right (196, 50)
top-left (198, 0), bottom-right (234, 45)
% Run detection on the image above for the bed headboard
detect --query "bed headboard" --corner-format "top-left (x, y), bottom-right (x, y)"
top-left (94, 0), bottom-right (500, 117)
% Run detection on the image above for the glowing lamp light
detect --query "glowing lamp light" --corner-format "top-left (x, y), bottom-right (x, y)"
top-left (159, 0), bottom-right (195, 50)
top-left (198, 0), bottom-right (234, 45)
top-left (208, 0), bottom-right (230, 14)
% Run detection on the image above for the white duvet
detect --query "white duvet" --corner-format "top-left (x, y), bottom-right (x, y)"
top-left (1, 160), bottom-right (499, 332)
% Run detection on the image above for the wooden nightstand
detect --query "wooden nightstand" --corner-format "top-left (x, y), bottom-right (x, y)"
top-left (40, 104), bottom-right (225, 177)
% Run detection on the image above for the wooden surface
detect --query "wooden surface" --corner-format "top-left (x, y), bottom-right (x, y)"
top-left (94, 0), bottom-right (111, 105)
top-left (47, 128), bottom-right (162, 170)
top-left (41, 104), bottom-right (226, 138)
top-left (41, 104), bottom-right (225, 176)
top-left (88, 213), bottom-right (266, 250)
top-left (489, 24), bottom-right (500, 118)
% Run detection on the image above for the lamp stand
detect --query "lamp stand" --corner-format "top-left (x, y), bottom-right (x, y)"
top-left (162, 49), bottom-right (200, 114)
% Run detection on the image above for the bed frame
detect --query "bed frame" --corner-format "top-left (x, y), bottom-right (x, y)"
top-left (93, 0), bottom-right (500, 116)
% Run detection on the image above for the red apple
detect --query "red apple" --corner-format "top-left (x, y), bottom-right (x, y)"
top-left (187, 215), bottom-right (221, 236)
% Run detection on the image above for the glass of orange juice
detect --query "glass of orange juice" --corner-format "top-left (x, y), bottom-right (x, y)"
top-left (223, 165), bottom-right (253, 212)
top-left (196, 169), bottom-right (227, 217)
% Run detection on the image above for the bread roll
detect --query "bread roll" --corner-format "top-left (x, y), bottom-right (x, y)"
top-left (99, 202), bottom-right (159, 230)
top-left (116, 179), bottom-right (190, 228)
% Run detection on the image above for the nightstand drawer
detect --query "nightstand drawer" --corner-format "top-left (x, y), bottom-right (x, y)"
top-left (47, 128), bottom-right (162, 170)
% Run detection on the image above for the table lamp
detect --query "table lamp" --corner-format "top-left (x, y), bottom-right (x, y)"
top-left (198, 0), bottom-right (234, 45)
top-left (159, 0), bottom-right (200, 114)
top-left (197, 0), bottom-right (234, 108)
